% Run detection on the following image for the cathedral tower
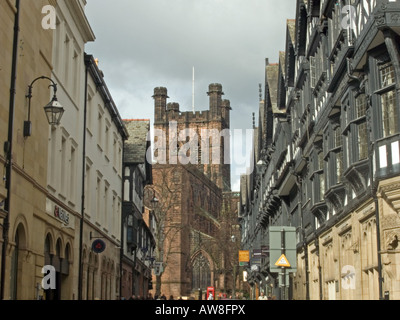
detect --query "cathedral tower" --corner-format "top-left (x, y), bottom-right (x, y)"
top-left (153, 83), bottom-right (231, 191)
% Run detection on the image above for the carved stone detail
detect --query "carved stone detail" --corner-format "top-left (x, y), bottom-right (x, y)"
top-left (385, 231), bottom-right (400, 250)
top-left (375, 13), bottom-right (386, 28)
top-left (391, 13), bottom-right (400, 24)
top-left (381, 215), bottom-right (400, 231)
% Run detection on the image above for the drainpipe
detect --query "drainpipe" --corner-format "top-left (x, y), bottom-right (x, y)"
top-left (1, 0), bottom-right (20, 300)
top-left (315, 235), bottom-right (323, 300)
top-left (78, 55), bottom-right (90, 300)
top-left (120, 161), bottom-right (125, 299)
top-left (295, 174), bottom-right (309, 300)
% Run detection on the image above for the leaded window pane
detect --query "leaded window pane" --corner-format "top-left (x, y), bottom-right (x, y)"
top-left (319, 174), bottom-right (325, 201)
top-left (318, 152), bottom-right (324, 170)
top-left (382, 90), bottom-right (398, 137)
top-left (358, 122), bottom-right (368, 160)
top-left (380, 64), bottom-right (395, 88)
top-left (356, 94), bottom-right (366, 118)
top-left (337, 151), bottom-right (343, 183)
top-left (192, 253), bottom-right (211, 291)
top-left (334, 127), bottom-right (342, 148)
top-left (310, 56), bottom-right (316, 88)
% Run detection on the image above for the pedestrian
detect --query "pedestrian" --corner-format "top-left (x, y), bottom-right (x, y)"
top-left (169, 295), bottom-right (174, 300)
top-left (129, 294), bottom-right (136, 300)
top-left (147, 292), bottom-right (154, 300)
top-left (160, 294), bottom-right (167, 300)
top-left (258, 292), bottom-right (268, 300)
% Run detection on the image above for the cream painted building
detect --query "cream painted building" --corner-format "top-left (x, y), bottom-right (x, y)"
top-left (44, 0), bottom-right (95, 300)
top-left (79, 54), bottom-right (128, 300)
top-left (0, 0), bottom-right (127, 300)
top-left (46, 1), bottom-right (127, 300)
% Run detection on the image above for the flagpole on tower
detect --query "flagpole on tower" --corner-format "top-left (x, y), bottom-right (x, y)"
top-left (192, 66), bottom-right (195, 113)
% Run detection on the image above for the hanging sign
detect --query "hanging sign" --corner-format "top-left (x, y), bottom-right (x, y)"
top-left (92, 239), bottom-right (106, 254)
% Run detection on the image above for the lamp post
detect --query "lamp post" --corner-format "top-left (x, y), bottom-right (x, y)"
top-left (24, 76), bottom-right (64, 137)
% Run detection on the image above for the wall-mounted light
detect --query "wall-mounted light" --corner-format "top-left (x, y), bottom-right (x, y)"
top-left (24, 76), bottom-right (64, 137)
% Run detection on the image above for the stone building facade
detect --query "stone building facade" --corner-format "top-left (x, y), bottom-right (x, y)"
top-left (153, 84), bottom-right (231, 192)
top-left (0, 0), bottom-right (56, 300)
top-left (240, 0), bottom-right (400, 300)
top-left (0, 0), bottom-right (128, 300)
top-left (150, 85), bottom-right (241, 299)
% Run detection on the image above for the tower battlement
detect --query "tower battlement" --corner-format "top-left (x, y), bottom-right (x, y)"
top-left (153, 84), bottom-right (231, 127)
top-left (153, 83), bottom-right (232, 191)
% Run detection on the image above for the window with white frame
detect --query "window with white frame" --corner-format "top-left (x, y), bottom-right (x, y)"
top-left (70, 143), bottom-right (77, 204)
top-left (98, 109), bottom-right (104, 150)
top-left (310, 56), bottom-right (317, 89)
top-left (356, 94), bottom-right (368, 160)
top-left (60, 136), bottom-right (67, 196)
top-left (334, 126), bottom-right (343, 184)
top-left (378, 63), bottom-right (397, 138)
top-left (64, 33), bottom-right (71, 87)
top-left (85, 162), bottom-right (92, 216)
top-left (105, 122), bottom-right (110, 159)
top-left (96, 176), bottom-right (102, 222)
top-left (319, 158), bottom-right (325, 200)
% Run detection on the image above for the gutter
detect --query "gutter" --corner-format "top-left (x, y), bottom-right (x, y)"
top-left (1, 0), bottom-right (20, 300)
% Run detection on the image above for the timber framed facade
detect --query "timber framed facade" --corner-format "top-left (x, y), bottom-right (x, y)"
top-left (240, 0), bottom-right (400, 300)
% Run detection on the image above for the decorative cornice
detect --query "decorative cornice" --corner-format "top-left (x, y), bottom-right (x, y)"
top-left (64, 0), bottom-right (95, 43)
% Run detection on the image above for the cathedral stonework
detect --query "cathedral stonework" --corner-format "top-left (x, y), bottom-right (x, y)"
top-left (150, 85), bottom-right (240, 299)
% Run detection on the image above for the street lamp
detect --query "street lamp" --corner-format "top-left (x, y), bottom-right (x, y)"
top-left (24, 76), bottom-right (64, 137)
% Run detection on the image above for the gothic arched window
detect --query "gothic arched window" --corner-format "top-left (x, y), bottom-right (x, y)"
top-left (191, 253), bottom-right (211, 291)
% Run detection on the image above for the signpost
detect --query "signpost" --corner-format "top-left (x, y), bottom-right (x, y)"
top-left (252, 249), bottom-right (262, 267)
top-left (239, 250), bottom-right (250, 267)
top-left (153, 262), bottom-right (163, 276)
top-left (269, 226), bottom-right (297, 300)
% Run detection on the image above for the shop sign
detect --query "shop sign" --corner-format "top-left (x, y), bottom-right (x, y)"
top-left (54, 205), bottom-right (70, 225)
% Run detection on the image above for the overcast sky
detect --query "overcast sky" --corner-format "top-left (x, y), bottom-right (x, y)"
top-left (85, 0), bottom-right (295, 191)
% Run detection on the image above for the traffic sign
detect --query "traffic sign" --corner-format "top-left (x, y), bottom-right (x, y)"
top-left (153, 262), bottom-right (163, 276)
top-left (275, 254), bottom-right (291, 268)
top-left (269, 226), bottom-right (297, 273)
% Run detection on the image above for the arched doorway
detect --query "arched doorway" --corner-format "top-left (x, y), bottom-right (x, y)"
top-left (44, 234), bottom-right (57, 300)
top-left (10, 224), bottom-right (26, 300)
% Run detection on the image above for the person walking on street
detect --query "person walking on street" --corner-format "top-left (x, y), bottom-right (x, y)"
top-left (258, 292), bottom-right (268, 300)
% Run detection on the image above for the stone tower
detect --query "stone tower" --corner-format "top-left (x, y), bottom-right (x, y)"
top-left (153, 83), bottom-right (232, 191)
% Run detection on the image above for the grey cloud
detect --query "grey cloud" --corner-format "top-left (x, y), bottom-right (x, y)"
top-left (85, 0), bottom-right (295, 189)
